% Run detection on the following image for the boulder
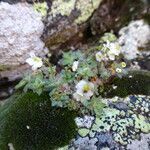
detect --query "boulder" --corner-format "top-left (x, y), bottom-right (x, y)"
top-left (0, 2), bottom-right (46, 79)
top-left (42, 0), bottom-right (103, 51)
top-left (42, 0), bottom-right (146, 52)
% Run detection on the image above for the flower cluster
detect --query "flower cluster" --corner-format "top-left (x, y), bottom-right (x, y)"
top-left (95, 41), bottom-right (121, 62)
top-left (19, 33), bottom-right (126, 113)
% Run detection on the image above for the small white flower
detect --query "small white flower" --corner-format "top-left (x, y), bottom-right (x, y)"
top-left (26, 125), bottom-right (30, 130)
top-left (116, 68), bottom-right (122, 73)
top-left (72, 61), bottom-right (79, 72)
top-left (112, 85), bottom-right (117, 89)
top-left (73, 80), bottom-right (94, 101)
top-left (8, 143), bottom-right (15, 150)
top-left (104, 41), bottom-right (121, 60)
top-left (95, 51), bottom-right (103, 62)
top-left (26, 52), bottom-right (43, 70)
top-left (129, 75), bottom-right (133, 78)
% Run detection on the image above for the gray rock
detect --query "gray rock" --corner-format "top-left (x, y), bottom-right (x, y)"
top-left (71, 137), bottom-right (98, 150)
top-left (75, 115), bottom-right (95, 129)
top-left (96, 132), bottom-right (120, 150)
top-left (118, 20), bottom-right (150, 60)
top-left (127, 133), bottom-right (150, 150)
top-left (0, 2), bottom-right (46, 70)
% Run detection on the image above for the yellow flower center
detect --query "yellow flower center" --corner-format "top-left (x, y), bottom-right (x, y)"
top-left (121, 62), bottom-right (126, 68)
top-left (83, 84), bottom-right (90, 93)
top-left (33, 57), bottom-right (41, 62)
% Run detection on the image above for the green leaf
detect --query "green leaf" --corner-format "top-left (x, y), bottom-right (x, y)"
top-left (89, 97), bottom-right (106, 116)
top-left (60, 51), bottom-right (84, 66)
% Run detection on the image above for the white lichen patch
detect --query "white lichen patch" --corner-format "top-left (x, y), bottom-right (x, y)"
top-left (75, 115), bottom-right (94, 128)
top-left (127, 133), bottom-right (150, 150)
top-left (50, 0), bottom-right (102, 24)
top-left (118, 20), bottom-right (150, 60)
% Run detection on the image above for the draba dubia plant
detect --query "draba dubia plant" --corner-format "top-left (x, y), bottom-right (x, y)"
top-left (15, 33), bottom-right (129, 114)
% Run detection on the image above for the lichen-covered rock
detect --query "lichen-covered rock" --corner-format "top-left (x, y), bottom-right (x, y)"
top-left (42, 0), bottom-right (102, 51)
top-left (96, 132), bottom-right (120, 150)
top-left (74, 95), bottom-right (150, 147)
top-left (0, 0), bottom-right (46, 4)
top-left (70, 137), bottom-right (98, 150)
top-left (0, 2), bottom-right (46, 70)
top-left (43, 0), bottom-right (147, 52)
top-left (118, 20), bottom-right (150, 60)
top-left (75, 115), bottom-right (94, 129)
top-left (127, 133), bottom-right (150, 150)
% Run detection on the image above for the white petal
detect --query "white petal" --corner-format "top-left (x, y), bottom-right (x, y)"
top-left (26, 58), bottom-right (34, 65)
top-left (76, 80), bottom-right (87, 89)
top-left (89, 82), bottom-right (94, 90)
top-left (108, 54), bottom-right (115, 60)
top-left (73, 93), bottom-right (82, 101)
top-left (32, 62), bottom-right (43, 70)
top-left (32, 65), bottom-right (38, 71)
top-left (29, 51), bottom-right (36, 57)
top-left (72, 61), bottom-right (79, 72)
top-left (95, 51), bottom-right (102, 62)
top-left (76, 89), bottom-right (84, 96)
top-left (84, 91), bottom-right (94, 100)
top-left (36, 61), bottom-right (43, 68)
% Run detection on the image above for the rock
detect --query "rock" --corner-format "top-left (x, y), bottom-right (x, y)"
top-left (0, 77), bottom-right (20, 100)
top-left (111, 102), bottom-right (129, 111)
top-left (137, 52), bottom-right (150, 71)
top-left (118, 20), bottom-right (150, 60)
top-left (42, 0), bottom-right (103, 51)
top-left (127, 133), bottom-right (150, 150)
top-left (75, 115), bottom-right (94, 129)
top-left (0, 0), bottom-right (46, 4)
top-left (0, 2), bottom-right (46, 79)
top-left (70, 137), bottom-right (98, 150)
top-left (43, 0), bottom-right (147, 52)
top-left (96, 132), bottom-right (120, 150)
top-left (90, 0), bottom-right (145, 35)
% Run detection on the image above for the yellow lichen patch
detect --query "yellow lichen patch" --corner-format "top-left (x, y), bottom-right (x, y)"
top-left (75, 0), bottom-right (102, 24)
top-left (50, 0), bottom-right (102, 24)
top-left (50, 0), bottom-right (76, 18)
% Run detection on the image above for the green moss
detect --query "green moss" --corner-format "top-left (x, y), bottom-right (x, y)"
top-left (0, 92), bottom-right (77, 150)
top-left (101, 70), bottom-right (150, 98)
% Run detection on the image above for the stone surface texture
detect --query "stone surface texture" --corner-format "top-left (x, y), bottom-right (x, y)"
top-left (42, 0), bottom-right (102, 51)
top-left (75, 115), bottom-right (94, 129)
top-left (0, 2), bottom-right (46, 69)
top-left (118, 20), bottom-right (150, 60)
top-left (127, 133), bottom-right (150, 150)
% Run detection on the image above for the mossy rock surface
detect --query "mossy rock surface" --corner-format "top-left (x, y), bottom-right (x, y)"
top-left (101, 70), bottom-right (150, 98)
top-left (0, 92), bottom-right (77, 150)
